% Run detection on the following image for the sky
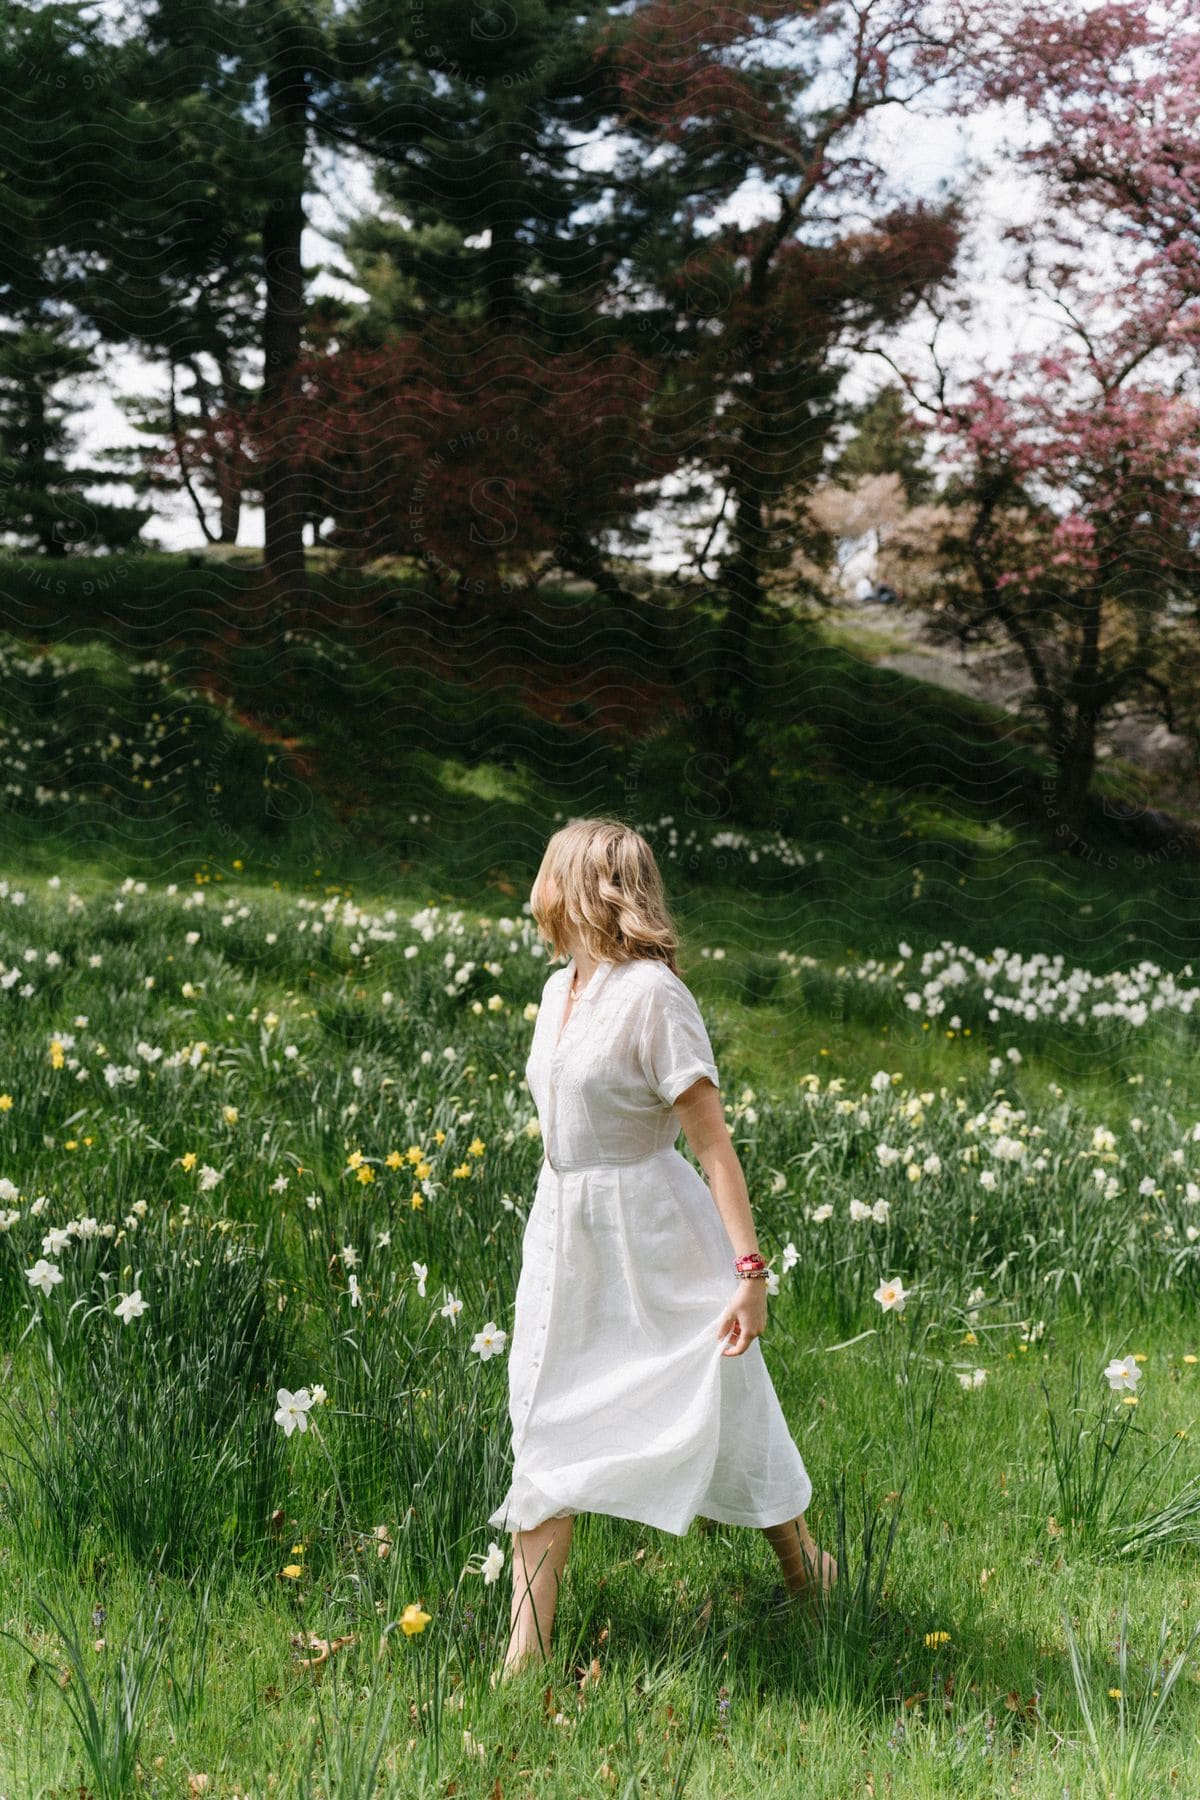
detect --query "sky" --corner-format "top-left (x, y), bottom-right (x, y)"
top-left (63, 73), bottom-right (1049, 561)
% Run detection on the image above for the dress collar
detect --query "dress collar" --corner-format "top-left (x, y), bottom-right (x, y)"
top-left (563, 954), bottom-right (615, 1005)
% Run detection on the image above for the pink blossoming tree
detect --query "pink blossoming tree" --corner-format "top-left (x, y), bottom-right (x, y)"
top-left (888, 0), bottom-right (1200, 844)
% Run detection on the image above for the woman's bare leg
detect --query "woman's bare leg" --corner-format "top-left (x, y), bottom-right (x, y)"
top-left (501, 1514), bottom-right (575, 1677)
top-left (762, 1513), bottom-right (838, 1600)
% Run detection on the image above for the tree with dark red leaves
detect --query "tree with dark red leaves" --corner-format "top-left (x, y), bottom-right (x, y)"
top-left (592, 0), bottom-right (969, 767)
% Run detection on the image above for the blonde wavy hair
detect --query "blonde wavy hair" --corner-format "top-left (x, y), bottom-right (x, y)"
top-left (530, 818), bottom-right (681, 975)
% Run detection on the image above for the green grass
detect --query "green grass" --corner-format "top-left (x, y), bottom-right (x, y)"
top-left (2, 571), bottom-right (1200, 1792)
top-left (0, 873), bottom-right (1197, 1795)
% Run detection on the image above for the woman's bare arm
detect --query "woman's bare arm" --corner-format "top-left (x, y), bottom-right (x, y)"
top-left (674, 1077), bottom-right (760, 1259)
top-left (673, 1077), bottom-right (768, 1357)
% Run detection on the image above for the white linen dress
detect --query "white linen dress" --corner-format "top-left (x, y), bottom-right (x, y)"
top-left (487, 953), bottom-right (814, 1537)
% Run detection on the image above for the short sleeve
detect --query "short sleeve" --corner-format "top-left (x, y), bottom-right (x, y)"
top-left (637, 974), bottom-right (721, 1107)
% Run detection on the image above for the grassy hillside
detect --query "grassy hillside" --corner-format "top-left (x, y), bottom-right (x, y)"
top-left (4, 564), bottom-right (1200, 1794)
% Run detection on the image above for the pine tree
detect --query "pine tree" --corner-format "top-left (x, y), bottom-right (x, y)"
top-left (835, 385), bottom-right (934, 504)
top-left (0, 322), bottom-right (149, 556)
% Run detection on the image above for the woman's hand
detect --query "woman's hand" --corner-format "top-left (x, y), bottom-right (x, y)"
top-left (716, 1279), bottom-right (768, 1357)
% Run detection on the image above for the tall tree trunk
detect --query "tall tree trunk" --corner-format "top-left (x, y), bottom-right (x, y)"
top-left (1052, 589), bottom-right (1104, 847)
top-left (214, 357), bottom-right (243, 544)
top-left (218, 483), bottom-right (240, 546)
top-left (259, 52), bottom-right (311, 618)
top-left (484, 130), bottom-right (522, 324)
top-left (704, 231), bottom-right (779, 787)
top-left (1054, 708), bottom-right (1098, 847)
top-left (720, 485), bottom-right (766, 705)
top-left (26, 382), bottom-right (64, 557)
top-left (700, 478), bottom-right (765, 803)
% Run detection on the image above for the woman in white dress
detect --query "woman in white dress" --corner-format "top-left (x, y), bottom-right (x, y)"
top-left (489, 818), bottom-right (837, 1679)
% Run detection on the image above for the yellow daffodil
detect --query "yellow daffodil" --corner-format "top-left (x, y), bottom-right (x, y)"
top-left (400, 1603), bottom-right (431, 1636)
top-left (356, 1166), bottom-right (375, 1185)
top-left (281, 1565), bottom-right (303, 1580)
top-left (0, 1094), bottom-right (13, 1111)
top-left (411, 1192), bottom-right (424, 1211)
top-left (406, 1146), bottom-right (425, 1164)
top-left (468, 1138), bottom-right (486, 1157)
top-left (386, 1150), bottom-right (404, 1169)
top-left (180, 1151), bottom-right (197, 1171)
top-left (346, 1150), bottom-right (365, 1170)
top-left (924, 1631), bottom-right (951, 1648)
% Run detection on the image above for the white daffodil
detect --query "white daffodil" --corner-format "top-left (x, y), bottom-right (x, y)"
top-left (874, 1278), bottom-right (909, 1314)
top-left (1103, 1355), bottom-right (1141, 1393)
top-left (25, 1258), bottom-right (63, 1297)
top-left (440, 1292), bottom-right (463, 1326)
top-left (412, 1261), bottom-right (428, 1297)
top-left (957, 1368), bottom-right (987, 1389)
top-left (114, 1288), bottom-right (148, 1324)
top-left (275, 1387), bottom-right (314, 1435)
top-left (471, 1322), bottom-right (508, 1360)
top-left (781, 1242), bottom-right (799, 1272)
top-left (480, 1541), bottom-right (505, 1584)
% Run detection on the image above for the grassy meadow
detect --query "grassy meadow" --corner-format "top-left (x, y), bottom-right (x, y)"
top-left (1, 588), bottom-right (1200, 1797)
